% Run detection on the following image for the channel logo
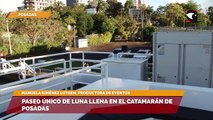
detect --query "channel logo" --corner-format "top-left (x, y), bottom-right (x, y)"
top-left (186, 10), bottom-right (198, 22)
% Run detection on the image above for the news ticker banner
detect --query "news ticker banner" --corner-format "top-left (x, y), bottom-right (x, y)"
top-left (7, 90), bottom-right (184, 114)
top-left (6, 11), bottom-right (51, 18)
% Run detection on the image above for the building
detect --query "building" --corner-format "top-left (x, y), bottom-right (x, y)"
top-left (129, 8), bottom-right (142, 21)
top-left (24, 0), bottom-right (59, 11)
top-left (86, 8), bottom-right (97, 14)
top-left (132, 0), bottom-right (147, 9)
top-left (133, 0), bottom-right (142, 9)
top-left (129, 0), bottom-right (148, 22)
top-left (17, 6), bottom-right (25, 11)
top-left (66, 0), bottom-right (90, 6)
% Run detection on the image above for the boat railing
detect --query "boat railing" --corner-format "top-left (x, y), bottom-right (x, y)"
top-left (0, 61), bottom-right (108, 114)
top-left (0, 51), bottom-right (112, 89)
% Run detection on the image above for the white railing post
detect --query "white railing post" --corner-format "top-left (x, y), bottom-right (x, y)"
top-left (69, 52), bottom-right (72, 72)
top-left (105, 63), bottom-right (108, 82)
top-left (23, 59), bottom-right (26, 80)
top-left (65, 76), bottom-right (71, 90)
top-left (32, 58), bottom-right (36, 80)
top-left (101, 63), bottom-right (108, 88)
top-left (70, 75), bottom-right (74, 90)
top-left (101, 63), bottom-right (104, 79)
top-left (64, 60), bottom-right (66, 74)
top-left (101, 63), bottom-right (107, 78)
top-left (82, 52), bottom-right (85, 68)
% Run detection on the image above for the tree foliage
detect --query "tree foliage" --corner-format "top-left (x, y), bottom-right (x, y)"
top-left (76, 13), bottom-right (94, 37)
top-left (12, 19), bottom-right (45, 46)
top-left (101, 18), bottom-right (116, 33)
top-left (0, 11), bottom-right (7, 32)
top-left (151, 6), bottom-right (168, 26)
top-left (106, 0), bottom-right (123, 17)
top-left (208, 6), bottom-right (213, 25)
top-left (143, 25), bottom-right (156, 42)
top-left (97, 0), bottom-right (109, 13)
top-left (124, 0), bottom-right (134, 15)
top-left (93, 13), bottom-right (108, 33)
top-left (0, 1), bottom-right (213, 55)
top-left (114, 15), bottom-right (138, 39)
top-left (166, 3), bottom-right (185, 27)
top-left (180, 0), bottom-right (199, 11)
top-left (88, 32), bottom-right (112, 45)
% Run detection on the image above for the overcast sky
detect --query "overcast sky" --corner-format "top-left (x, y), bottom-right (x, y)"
top-left (0, 0), bottom-right (212, 13)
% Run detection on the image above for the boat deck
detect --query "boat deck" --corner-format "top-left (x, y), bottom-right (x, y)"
top-left (3, 78), bottom-right (213, 120)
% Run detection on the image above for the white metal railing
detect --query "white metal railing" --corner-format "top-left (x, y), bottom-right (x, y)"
top-left (0, 62), bottom-right (108, 90)
top-left (0, 62), bottom-right (108, 120)
top-left (69, 62), bottom-right (108, 90)
top-left (117, 52), bottom-right (153, 58)
top-left (0, 51), bottom-right (153, 89)
top-left (0, 50), bottom-right (154, 116)
top-left (0, 51), bottom-right (112, 89)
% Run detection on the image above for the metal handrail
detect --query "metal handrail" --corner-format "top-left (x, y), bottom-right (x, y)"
top-left (0, 62), bottom-right (109, 120)
top-left (70, 58), bottom-right (100, 63)
top-left (117, 52), bottom-right (153, 56)
top-left (0, 69), bottom-right (67, 89)
top-left (29, 59), bottom-right (65, 68)
top-left (0, 51), bottom-right (111, 89)
top-left (0, 51), bottom-right (111, 75)
top-left (0, 62), bottom-right (108, 90)
top-left (0, 51), bottom-right (112, 64)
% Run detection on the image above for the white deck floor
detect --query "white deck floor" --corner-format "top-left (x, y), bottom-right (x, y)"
top-left (4, 77), bottom-right (213, 120)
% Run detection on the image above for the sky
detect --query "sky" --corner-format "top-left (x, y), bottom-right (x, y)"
top-left (0, 0), bottom-right (212, 13)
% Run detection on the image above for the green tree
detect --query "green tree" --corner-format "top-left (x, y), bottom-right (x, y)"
top-left (106, 0), bottom-right (123, 17)
top-left (208, 6), bottom-right (213, 25)
top-left (76, 13), bottom-right (94, 37)
top-left (141, 5), bottom-right (154, 26)
top-left (93, 13), bottom-right (108, 33)
top-left (43, 19), bottom-right (65, 42)
top-left (12, 19), bottom-right (45, 46)
top-left (197, 12), bottom-right (211, 26)
top-left (87, 0), bottom-right (98, 8)
top-left (124, 0), bottom-right (134, 15)
top-left (44, 1), bottom-right (66, 20)
top-left (156, 5), bottom-right (167, 14)
top-left (101, 18), bottom-right (116, 33)
top-left (0, 10), bottom-right (8, 54)
top-left (180, 0), bottom-right (199, 11)
top-left (97, 0), bottom-right (109, 13)
top-left (151, 11), bottom-right (169, 26)
top-left (114, 15), bottom-right (138, 39)
top-left (145, 6), bottom-right (154, 20)
top-left (166, 3), bottom-right (185, 27)
top-left (88, 32), bottom-right (112, 45)
top-left (0, 10), bottom-right (6, 32)
top-left (151, 6), bottom-right (169, 26)
top-left (180, 1), bottom-right (210, 27)
top-left (57, 4), bottom-right (85, 21)
top-left (52, 1), bottom-right (66, 11)
top-left (64, 16), bottom-right (76, 46)
top-left (64, 16), bottom-right (76, 25)
top-left (11, 34), bottom-right (32, 54)
top-left (143, 25), bottom-right (156, 42)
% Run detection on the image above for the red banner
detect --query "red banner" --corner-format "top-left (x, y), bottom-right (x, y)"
top-left (7, 96), bottom-right (182, 114)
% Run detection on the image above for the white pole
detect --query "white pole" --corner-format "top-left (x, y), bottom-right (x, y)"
top-left (141, 0), bottom-right (145, 41)
top-left (6, 19), bottom-right (12, 55)
top-left (74, 24), bottom-right (76, 48)
top-left (68, 24), bottom-right (76, 48)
